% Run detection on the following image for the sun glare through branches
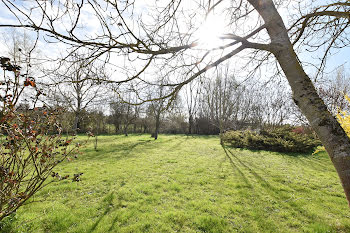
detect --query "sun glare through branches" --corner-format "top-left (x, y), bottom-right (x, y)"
top-left (195, 13), bottom-right (227, 50)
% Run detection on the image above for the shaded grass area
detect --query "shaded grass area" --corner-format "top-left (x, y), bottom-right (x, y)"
top-left (1, 134), bottom-right (349, 232)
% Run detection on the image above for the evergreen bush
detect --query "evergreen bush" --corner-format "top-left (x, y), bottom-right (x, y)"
top-left (221, 126), bottom-right (321, 153)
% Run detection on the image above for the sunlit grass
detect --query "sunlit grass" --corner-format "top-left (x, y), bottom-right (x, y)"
top-left (1, 134), bottom-right (349, 232)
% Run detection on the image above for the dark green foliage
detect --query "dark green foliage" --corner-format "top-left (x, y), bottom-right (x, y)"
top-left (221, 126), bottom-right (321, 153)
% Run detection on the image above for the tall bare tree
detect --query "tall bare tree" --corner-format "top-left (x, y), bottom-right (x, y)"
top-left (204, 66), bottom-right (240, 134)
top-left (318, 67), bottom-right (350, 115)
top-left (48, 54), bottom-right (106, 133)
top-left (2, 0), bottom-right (350, 205)
top-left (148, 83), bottom-right (167, 140)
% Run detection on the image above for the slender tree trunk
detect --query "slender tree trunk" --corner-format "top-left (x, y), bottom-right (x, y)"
top-left (114, 123), bottom-right (119, 134)
top-left (73, 89), bottom-right (82, 134)
top-left (188, 115), bottom-right (193, 135)
top-left (102, 121), bottom-right (106, 134)
top-left (154, 113), bottom-right (160, 140)
top-left (249, 0), bottom-right (350, 205)
top-left (124, 124), bottom-right (128, 136)
top-left (73, 111), bottom-right (80, 134)
top-left (94, 128), bottom-right (98, 151)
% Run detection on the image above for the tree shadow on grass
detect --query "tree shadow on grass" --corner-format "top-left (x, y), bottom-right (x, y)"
top-left (223, 146), bottom-right (274, 191)
top-left (168, 138), bottom-right (188, 151)
top-left (108, 216), bottom-right (119, 232)
top-left (0, 213), bottom-right (18, 233)
top-left (223, 143), bottom-right (315, 158)
top-left (222, 146), bottom-right (252, 189)
top-left (82, 135), bottom-right (178, 157)
top-left (221, 145), bottom-right (318, 222)
top-left (224, 145), bottom-right (331, 173)
top-left (187, 134), bottom-right (220, 140)
top-left (82, 140), bottom-right (154, 161)
top-left (88, 192), bottom-right (115, 233)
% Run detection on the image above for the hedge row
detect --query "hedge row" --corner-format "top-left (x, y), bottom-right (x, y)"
top-left (221, 126), bottom-right (321, 153)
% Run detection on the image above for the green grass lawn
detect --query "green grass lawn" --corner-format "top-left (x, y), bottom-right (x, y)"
top-left (1, 134), bottom-right (349, 232)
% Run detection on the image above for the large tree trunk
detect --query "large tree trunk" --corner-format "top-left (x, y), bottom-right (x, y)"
top-left (248, 0), bottom-right (350, 205)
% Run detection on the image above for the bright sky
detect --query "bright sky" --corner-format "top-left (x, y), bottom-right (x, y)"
top-left (0, 0), bottom-right (349, 85)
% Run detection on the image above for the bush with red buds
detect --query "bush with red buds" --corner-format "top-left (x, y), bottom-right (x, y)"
top-left (0, 56), bottom-right (84, 220)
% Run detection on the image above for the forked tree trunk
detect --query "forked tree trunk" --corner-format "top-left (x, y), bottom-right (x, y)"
top-left (248, 0), bottom-right (350, 205)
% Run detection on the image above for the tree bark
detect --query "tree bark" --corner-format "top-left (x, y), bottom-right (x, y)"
top-left (248, 0), bottom-right (350, 205)
top-left (124, 124), bottom-right (128, 136)
top-left (73, 111), bottom-right (80, 134)
top-left (114, 122), bottom-right (119, 134)
top-left (154, 113), bottom-right (160, 140)
top-left (188, 114), bottom-right (193, 135)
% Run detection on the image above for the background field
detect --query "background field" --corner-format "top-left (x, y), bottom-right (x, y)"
top-left (1, 134), bottom-right (349, 233)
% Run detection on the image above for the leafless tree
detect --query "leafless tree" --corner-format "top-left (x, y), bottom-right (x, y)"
top-left (122, 96), bottom-right (139, 137)
top-left (109, 100), bottom-right (124, 134)
top-left (148, 83), bottom-right (167, 140)
top-left (251, 81), bottom-right (293, 127)
top-left (2, 0), bottom-right (350, 205)
top-left (89, 108), bottom-right (106, 150)
top-left (183, 78), bottom-right (201, 135)
top-left (1, 29), bottom-right (40, 71)
top-left (47, 54), bottom-right (107, 133)
top-left (318, 66), bottom-right (350, 115)
top-left (110, 93), bottom-right (139, 136)
top-left (203, 65), bottom-right (241, 134)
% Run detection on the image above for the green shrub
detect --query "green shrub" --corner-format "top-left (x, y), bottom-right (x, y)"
top-left (221, 126), bottom-right (321, 153)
